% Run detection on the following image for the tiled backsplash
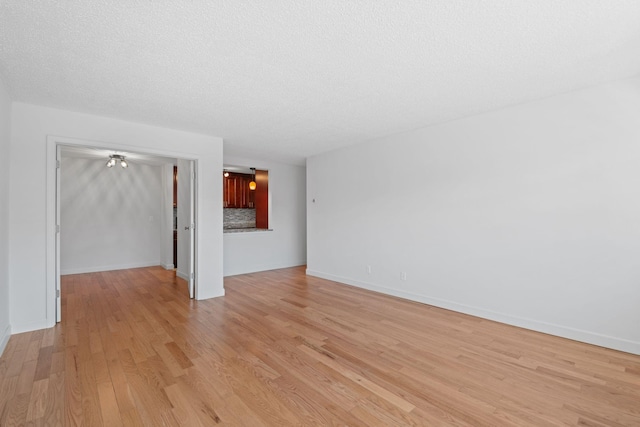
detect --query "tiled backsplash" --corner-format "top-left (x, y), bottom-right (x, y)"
top-left (224, 208), bottom-right (256, 229)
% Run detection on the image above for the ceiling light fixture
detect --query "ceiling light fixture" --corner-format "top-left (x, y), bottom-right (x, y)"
top-left (224, 170), bottom-right (229, 177)
top-left (106, 154), bottom-right (128, 168)
top-left (249, 168), bottom-right (256, 190)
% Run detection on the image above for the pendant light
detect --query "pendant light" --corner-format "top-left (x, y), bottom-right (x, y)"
top-left (249, 168), bottom-right (256, 190)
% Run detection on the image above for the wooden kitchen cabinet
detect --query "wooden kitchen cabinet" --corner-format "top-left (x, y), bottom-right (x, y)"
top-left (173, 230), bottom-right (177, 268)
top-left (223, 172), bottom-right (255, 208)
top-left (173, 166), bottom-right (177, 207)
top-left (255, 169), bottom-right (269, 229)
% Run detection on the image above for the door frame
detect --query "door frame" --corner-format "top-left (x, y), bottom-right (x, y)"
top-left (46, 136), bottom-right (200, 324)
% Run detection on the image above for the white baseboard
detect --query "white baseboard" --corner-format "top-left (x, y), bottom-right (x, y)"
top-left (306, 269), bottom-right (640, 356)
top-left (161, 263), bottom-right (175, 270)
top-left (0, 324), bottom-right (11, 357)
top-left (9, 319), bottom-right (52, 335)
top-left (175, 271), bottom-right (225, 300)
top-left (224, 259), bottom-right (307, 277)
top-left (61, 261), bottom-right (161, 275)
top-left (196, 289), bottom-right (225, 300)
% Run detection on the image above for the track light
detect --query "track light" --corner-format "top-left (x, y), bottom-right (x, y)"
top-left (106, 154), bottom-right (128, 169)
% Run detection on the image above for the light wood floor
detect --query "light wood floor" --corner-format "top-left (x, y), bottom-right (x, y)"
top-left (1, 267), bottom-right (639, 426)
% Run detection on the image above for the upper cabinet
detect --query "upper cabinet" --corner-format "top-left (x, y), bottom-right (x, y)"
top-left (223, 172), bottom-right (255, 208)
top-left (255, 169), bottom-right (269, 229)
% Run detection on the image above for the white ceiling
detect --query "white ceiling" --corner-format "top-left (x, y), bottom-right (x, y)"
top-left (1, 1), bottom-right (640, 165)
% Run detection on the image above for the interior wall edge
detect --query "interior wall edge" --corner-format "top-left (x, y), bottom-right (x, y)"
top-left (305, 269), bottom-right (640, 356)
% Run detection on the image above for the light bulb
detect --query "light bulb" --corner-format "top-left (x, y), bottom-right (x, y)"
top-left (106, 158), bottom-right (115, 168)
top-left (120, 159), bottom-right (128, 168)
top-left (249, 180), bottom-right (256, 190)
top-left (224, 171), bottom-right (229, 177)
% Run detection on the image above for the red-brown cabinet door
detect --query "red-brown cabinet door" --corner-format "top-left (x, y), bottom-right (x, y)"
top-left (255, 170), bottom-right (269, 229)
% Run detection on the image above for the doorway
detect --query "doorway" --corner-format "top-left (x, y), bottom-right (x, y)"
top-left (48, 138), bottom-right (198, 323)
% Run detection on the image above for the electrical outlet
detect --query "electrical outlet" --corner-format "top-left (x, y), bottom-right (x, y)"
top-left (401, 272), bottom-right (407, 281)
top-left (366, 265), bottom-right (372, 274)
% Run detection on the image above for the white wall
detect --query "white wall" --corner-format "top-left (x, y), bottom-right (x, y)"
top-left (307, 76), bottom-right (640, 355)
top-left (10, 103), bottom-right (224, 333)
top-left (223, 155), bottom-right (306, 276)
top-left (60, 157), bottom-right (163, 274)
top-left (0, 75), bottom-right (11, 355)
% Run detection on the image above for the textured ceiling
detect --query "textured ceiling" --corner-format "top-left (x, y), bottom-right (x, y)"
top-left (1, 1), bottom-right (640, 164)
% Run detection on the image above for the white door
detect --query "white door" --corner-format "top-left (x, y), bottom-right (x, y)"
top-left (188, 160), bottom-right (196, 299)
top-left (55, 145), bottom-right (62, 322)
top-left (177, 159), bottom-right (196, 299)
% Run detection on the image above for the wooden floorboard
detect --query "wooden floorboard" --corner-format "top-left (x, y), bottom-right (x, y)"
top-left (1, 266), bottom-right (639, 425)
